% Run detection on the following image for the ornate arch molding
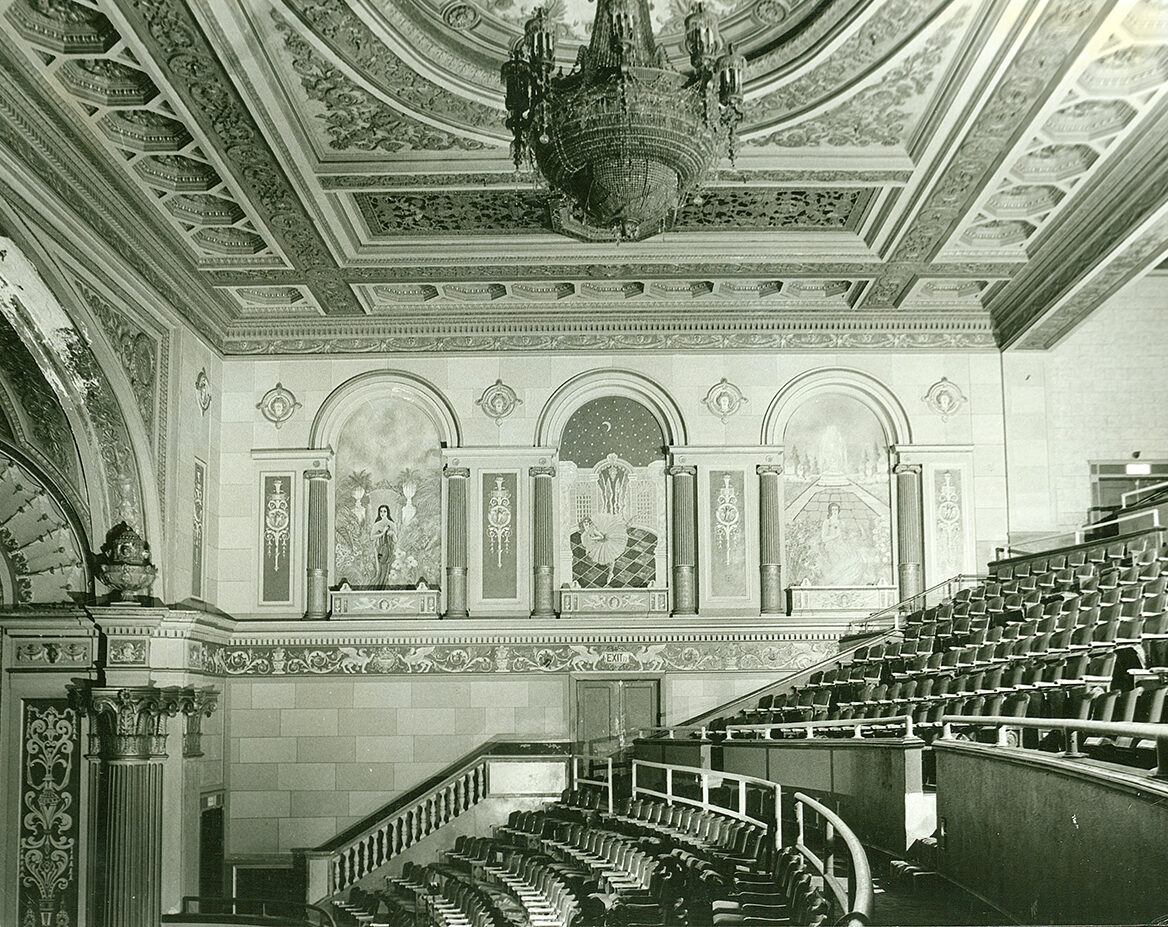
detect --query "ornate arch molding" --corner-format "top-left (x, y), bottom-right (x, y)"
top-left (535, 369), bottom-right (688, 448)
top-left (0, 440), bottom-right (93, 604)
top-left (761, 367), bottom-right (913, 446)
top-left (0, 220), bottom-right (158, 552)
top-left (310, 370), bottom-right (462, 450)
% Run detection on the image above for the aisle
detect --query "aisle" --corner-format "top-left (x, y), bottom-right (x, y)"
top-left (869, 870), bottom-right (1011, 926)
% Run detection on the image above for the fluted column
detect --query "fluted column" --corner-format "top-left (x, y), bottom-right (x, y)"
top-left (895, 462), bottom-right (925, 599)
top-left (757, 464), bottom-right (784, 614)
top-left (70, 685), bottom-right (217, 927)
top-left (443, 466), bottom-right (470, 618)
top-left (668, 465), bottom-right (698, 615)
top-left (530, 465), bottom-right (556, 618)
top-left (304, 464), bottom-right (332, 620)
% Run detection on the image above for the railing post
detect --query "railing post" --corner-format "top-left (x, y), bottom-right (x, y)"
top-left (666, 766), bottom-right (674, 804)
top-left (1155, 737), bottom-right (1168, 780)
top-left (1064, 729), bottom-right (1082, 758)
top-left (853, 724), bottom-right (863, 739)
top-left (997, 724), bottom-right (1010, 747)
top-left (738, 779), bottom-right (747, 819)
top-left (825, 819), bottom-right (836, 898)
top-left (701, 771), bottom-right (709, 811)
top-left (942, 720), bottom-right (953, 740)
top-left (631, 761), bottom-right (639, 798)
top-left (606, 758), bottom-right (614, 812)
top-left (795, 799), bottom-right (805, 847)
top-left (905, 714), bottom-right (915, 738)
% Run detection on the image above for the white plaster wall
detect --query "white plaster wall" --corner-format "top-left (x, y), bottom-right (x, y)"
top-left (1004, 274), bottom-right (1168, 534)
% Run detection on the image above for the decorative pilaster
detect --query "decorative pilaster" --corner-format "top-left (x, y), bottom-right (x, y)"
top-left (179, 688), bottom-right (220, 758)
top-left (757, 464), bottom-right (784, 614)
top-left (894, 462), bottom-right (926, 599)
top-left (304, 464), bottom-right (332, 620)
top-left (69, 684), bottom-right (217, 927)
top-left (530, 466), bottom-right (556, 618)
top-left (668, 465), bottom-right (698, 615)
top-left (443, 466), bottom-right (470, 619)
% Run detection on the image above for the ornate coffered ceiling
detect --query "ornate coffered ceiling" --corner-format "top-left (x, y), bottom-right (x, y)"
top-left (0, 0), bottom-right (1165, 353)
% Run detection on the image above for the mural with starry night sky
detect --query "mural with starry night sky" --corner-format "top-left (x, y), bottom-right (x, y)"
top-left (558, 397), bottom-right (668, 589)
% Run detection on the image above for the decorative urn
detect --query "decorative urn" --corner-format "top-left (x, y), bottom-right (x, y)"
top-left (95, 522), bottom-right (158, 602)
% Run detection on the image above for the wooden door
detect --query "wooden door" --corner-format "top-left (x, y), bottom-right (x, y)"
top-left (575, 677), bottom-right (661, 754)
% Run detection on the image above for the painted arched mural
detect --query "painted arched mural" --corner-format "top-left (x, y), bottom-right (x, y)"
top-left (333, 398), bottom-right (443, 589)
top-left (783, 393), bottom-right (893, 588)
top-left (557, 397), bottom-right (667, 589)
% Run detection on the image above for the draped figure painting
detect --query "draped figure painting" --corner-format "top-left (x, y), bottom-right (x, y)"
top-left (783, 393), bottom-right (893, 588)
top-left (333, 397), bottom-right (441, 588)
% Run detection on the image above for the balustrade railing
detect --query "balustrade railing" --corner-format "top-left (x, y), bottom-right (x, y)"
top-left (847, 573), bottom-right (986, 634)
top-left (630, 758), bottom-right (781, 850)
top-left (724, 715), bottom-right (916, 740)
top-left (792, 791), bottom-right (874, 927)
top-left (297, 740), bottom-right (569, 902)
top-left (163, 897), bottom-right (337, 927)
top-left (941, 714), bottom-right (1168, 777)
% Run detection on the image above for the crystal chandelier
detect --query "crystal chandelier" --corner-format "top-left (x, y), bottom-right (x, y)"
top-left (502, 0), bottom-right (745, 242)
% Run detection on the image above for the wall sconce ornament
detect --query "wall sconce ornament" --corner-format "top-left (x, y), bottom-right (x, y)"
top-left (475, 379), bottom-right (522, 425)
top-left (256, 382), bottom-right (302, 429)
top-left (922, 377), bottom-right (967, 422)
top-left (194, 368), bottom-right (212, 414)
top-left (703, 378), bottom-right (747, 423)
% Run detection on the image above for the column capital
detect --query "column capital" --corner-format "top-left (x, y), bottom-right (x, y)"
top-left (178, 687), bottom-right (220, 758)
top-left (70, 684), bottom-right (193, 761)
top-left (667, 464), bottom-right (697, 477)
top-left (756, 463), bottom-right (783, 476)
top-left (893, 462), bottom-right (923, 477)
top-left (304, 465), bottom-right (332, 482)
top-left (529, 465), bottom-right (556, 478)
top-left (443, 466), bottom-right (471, 480)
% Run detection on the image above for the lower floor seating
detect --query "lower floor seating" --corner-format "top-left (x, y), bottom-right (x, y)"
top-left (329, 790), bottom-right (835, 927)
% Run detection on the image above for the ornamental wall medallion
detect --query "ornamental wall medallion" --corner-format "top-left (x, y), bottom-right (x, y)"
top-left (703, 378), bottom-right (748, 423)
top-left (922, 377), bottom-right (967, 422)
top-left (194, 368), bottom-right (212, 415)
top-left (475, 379), bottom-right (522, 425)
top-left (442, 1), bottom-right (480, 30)
top-left (256, 382), bottom-right (302, 429)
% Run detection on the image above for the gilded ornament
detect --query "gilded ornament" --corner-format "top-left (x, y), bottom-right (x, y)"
top-left (921, 377), bottom-right (967, 421)
top-left (703, 377), bottom-right (747, 422)
top-left (194, 368), bottom-right (212, 414)
top-left (475, 379), bottom-right (522, 424)
top-left (94, 522), bottom-right (157, 602)
top-left (256, 382), bottom-right (302, 428)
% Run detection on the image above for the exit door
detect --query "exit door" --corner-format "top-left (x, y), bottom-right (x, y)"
top-left (575, 678), bottom-right (661, 755)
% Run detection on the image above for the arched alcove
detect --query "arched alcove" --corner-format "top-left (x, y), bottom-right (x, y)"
top-left (534, 369), bottom-right (687, 449)
top-left (312, 372), bottom-right (460, 590)
top-left (761, 367), bottom-right (911, 447)
top-left (0, 441), bottom-right (91, 604)
top-left (763, 369), bottom-right (909, 596)
top-left (537, 371), bottom-right (681, 593)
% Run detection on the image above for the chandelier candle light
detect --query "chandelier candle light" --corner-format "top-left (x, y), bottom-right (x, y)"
top-left (502, 0), bottom-right (745, 242)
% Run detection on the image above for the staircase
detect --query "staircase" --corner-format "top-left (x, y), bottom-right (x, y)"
top-left (296, 740), bottom-right (575, 903)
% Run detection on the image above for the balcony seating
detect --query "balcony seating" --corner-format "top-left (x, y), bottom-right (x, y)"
top-left (703, 535), bottom-right (1168, 768)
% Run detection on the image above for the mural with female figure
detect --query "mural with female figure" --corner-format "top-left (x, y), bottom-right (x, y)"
top-left (783, 393), bottom-right (893, 588)
top-left (333, 397), bottom-right (442, 588)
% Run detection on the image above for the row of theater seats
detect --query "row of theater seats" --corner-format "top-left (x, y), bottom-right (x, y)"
top-left (710, 535), bottom-right (1168, 763)
top-left (329, 789), bottom-right (833, 926)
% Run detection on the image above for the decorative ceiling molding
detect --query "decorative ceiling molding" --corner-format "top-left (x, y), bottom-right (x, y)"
top-left (353, 187), bottom-right (876, 237)
top-left (108, 0), bottom-right (365, 316)
top-left (273, 11), bottom-right (490, 154)
top-left (882, 0), bottom-right (1112, 270)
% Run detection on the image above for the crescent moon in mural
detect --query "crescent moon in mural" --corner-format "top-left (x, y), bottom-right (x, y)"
top-left (601, 421), bottom-right (612, 432)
